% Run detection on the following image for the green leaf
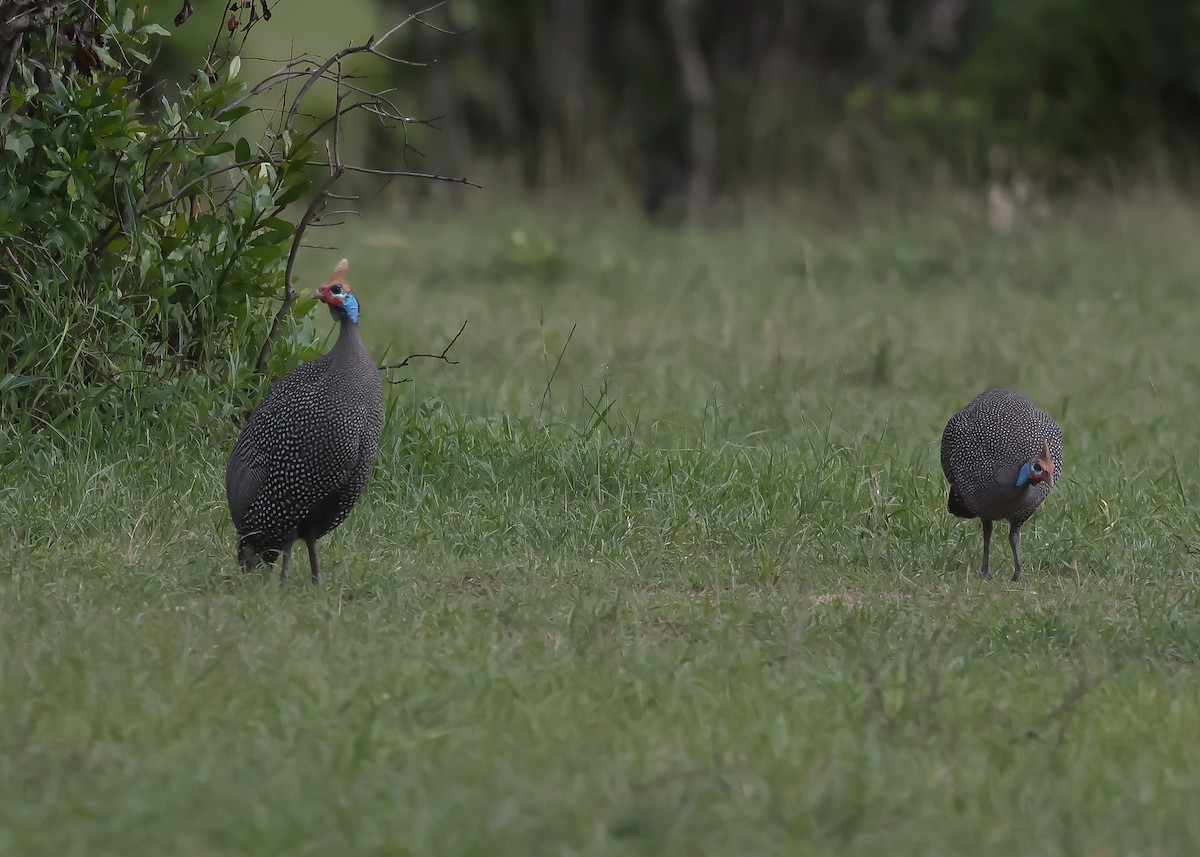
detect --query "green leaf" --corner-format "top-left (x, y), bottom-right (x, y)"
top-left (0, 373), bottom-right (48, 392)
top-left (234, 137), bottom-right (251, 162)
top-left (4, 185), bottom-right (28, 210)
top-left (203, 141), bottom-right (234, 157)
top-left (244, 244), bottom-right (288, 261)
top-left (249, 231), bottom-right (291, 248)
top-left (260, 217), bottom-right (296, 233)
top-left (274, 181), bottom-right (311, 206)
top-left (219, 105), bottom-right (253, 123)
top-left (3, 132), bottom-right (32, 161)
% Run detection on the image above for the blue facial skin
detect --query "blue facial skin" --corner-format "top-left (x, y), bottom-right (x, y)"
top-left (326, 284), bottom-right (359, 323)
top-left (1015, 460), bottom-right (1042, 488)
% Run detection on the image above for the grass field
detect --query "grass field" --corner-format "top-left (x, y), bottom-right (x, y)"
top-left (5, 190), bottom-right (1200, 855)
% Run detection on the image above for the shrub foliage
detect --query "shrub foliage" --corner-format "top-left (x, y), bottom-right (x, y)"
top-left (0, 1), bottom-right (321, 431)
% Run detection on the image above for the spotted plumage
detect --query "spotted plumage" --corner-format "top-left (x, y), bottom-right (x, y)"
top-left (940, 388), bottom-right (1064, 581)
top-left (226, 259), bottom-right (383, 583)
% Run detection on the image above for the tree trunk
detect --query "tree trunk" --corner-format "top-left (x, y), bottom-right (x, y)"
top-left (664, 0), bottom-right (716, 226)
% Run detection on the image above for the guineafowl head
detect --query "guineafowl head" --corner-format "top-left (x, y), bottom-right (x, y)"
top-left (312, 258), bottom-right (359, 324)
top-left (1015, 440), bottom-right (1056, 488)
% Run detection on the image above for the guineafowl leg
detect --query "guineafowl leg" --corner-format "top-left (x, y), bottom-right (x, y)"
top-left (980, 519), bottom-right (994, 579)
top-left (278, 540), bottom-right (293, 587)
top-left (1009, 522), bottom-right (1023, 582)
top-left (306, 535), bottom-right (322, 584)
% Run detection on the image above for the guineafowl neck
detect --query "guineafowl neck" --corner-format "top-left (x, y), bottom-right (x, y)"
top-left (332, 318), bottom-right (366, 356)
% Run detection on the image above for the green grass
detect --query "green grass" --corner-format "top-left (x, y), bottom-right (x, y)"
top-left (6, 190), bottom-right (1200, 855)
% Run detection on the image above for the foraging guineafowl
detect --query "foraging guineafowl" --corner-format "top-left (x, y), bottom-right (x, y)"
top-left (940, 389), bottom-right (1063, 581)
top-left (225, 259), bottom-right (383, 583)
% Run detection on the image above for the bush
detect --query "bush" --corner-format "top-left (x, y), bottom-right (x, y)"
top-left (0, 1), bottom-right (321, 435)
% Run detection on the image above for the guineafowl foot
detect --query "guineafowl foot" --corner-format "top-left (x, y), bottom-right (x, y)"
top-left (306, 535), bottom-right (323, 584)
top-left (979, 519), bottom-right (994, 579)
top-left (1009, 523), bottom-right (1023, 582)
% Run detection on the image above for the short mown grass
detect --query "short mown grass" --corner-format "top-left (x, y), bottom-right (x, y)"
top-left (5, 190), bottom-right (1200, 855)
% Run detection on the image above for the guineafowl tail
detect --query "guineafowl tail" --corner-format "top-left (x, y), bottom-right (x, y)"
top-left (947, 486), bottom-right (973, 519)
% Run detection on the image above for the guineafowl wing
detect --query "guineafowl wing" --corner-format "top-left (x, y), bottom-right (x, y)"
top-left (939, 411), bottom-right (963, 482)
top-left (226, 437), bottom-right (267, 526)
top-left (225, 361), bottom-right (334, 526)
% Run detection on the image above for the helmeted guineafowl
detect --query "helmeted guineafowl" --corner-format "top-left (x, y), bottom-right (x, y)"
top-left (225, 258), bottom-right (383, 584)
top-left (940, 388), bottom-right (1063, 581)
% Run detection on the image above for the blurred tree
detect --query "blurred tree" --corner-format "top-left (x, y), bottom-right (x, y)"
top-left (374, 0), bottom-right (1200, 215)
top-left (957, 0), bottom-right (1200, 178)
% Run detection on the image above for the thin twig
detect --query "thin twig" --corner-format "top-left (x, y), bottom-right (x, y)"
top-left (254, 166), bottom-right (346, 373)
top-left (223, 60), bottom-right (324, 113)
top-left (368, 48), bottom-right (435, 67)
top-left (381, 320), bottom-right (467, 384)
top-left (310, 162), bottom-right (480, 187)
top-left (410, 14), bottom-right (465, 37)
top-left (539, 322), bottom-right (577, 415)
top-left (4, 245), bottom-right (29, 283)
top-left (368, 0), bottom-right (452, 50)
top-left (282, 98), bottom-right (372, 159)
top-left (284, 1), bottom-right (448, 131)
top-left (139, 158), bottom-right (267, 215)
top-left (331, 57), bottom-right (343, 170)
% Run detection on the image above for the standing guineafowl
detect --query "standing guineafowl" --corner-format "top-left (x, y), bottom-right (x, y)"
top-left (940, 389), bottom-right (1063, 581)
top-left (226, 259), bottom-right (383, 584)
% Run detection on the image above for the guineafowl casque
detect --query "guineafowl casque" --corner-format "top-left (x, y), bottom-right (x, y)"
top-left (940, 389), bottom-right (1063, 581)
top-left (225, 258), bottom-right (383, 584)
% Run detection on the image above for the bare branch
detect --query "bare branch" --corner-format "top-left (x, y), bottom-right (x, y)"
top-left (368, 48), bottom-right (435, 67)
top-left (0, 32), bottom-right (24, 112)
top-left (381, 320), bottom-right (467, 385)
top-left (369, 1), bottom-right (452, 49)
top-left (310, 162), bottom-right (480, 188)
top-left (283, 97), bottom-right (366, 157)
top-left (410, 13), bottom-right (470, 38)
top-left (223, 59), bottom-right (324, 114)
top-left (253, 166), bottom-right (346, 373)
top-left (331, 57), bottom-right (343, 169)
top-left (187, 2), bottom-right (473, 372)
top-left (139, 158), bottom-right (267, 215)
top-left (0, 1), bottom-right (65, 39)
top-left (283, 0), bottom-right (448, 129)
